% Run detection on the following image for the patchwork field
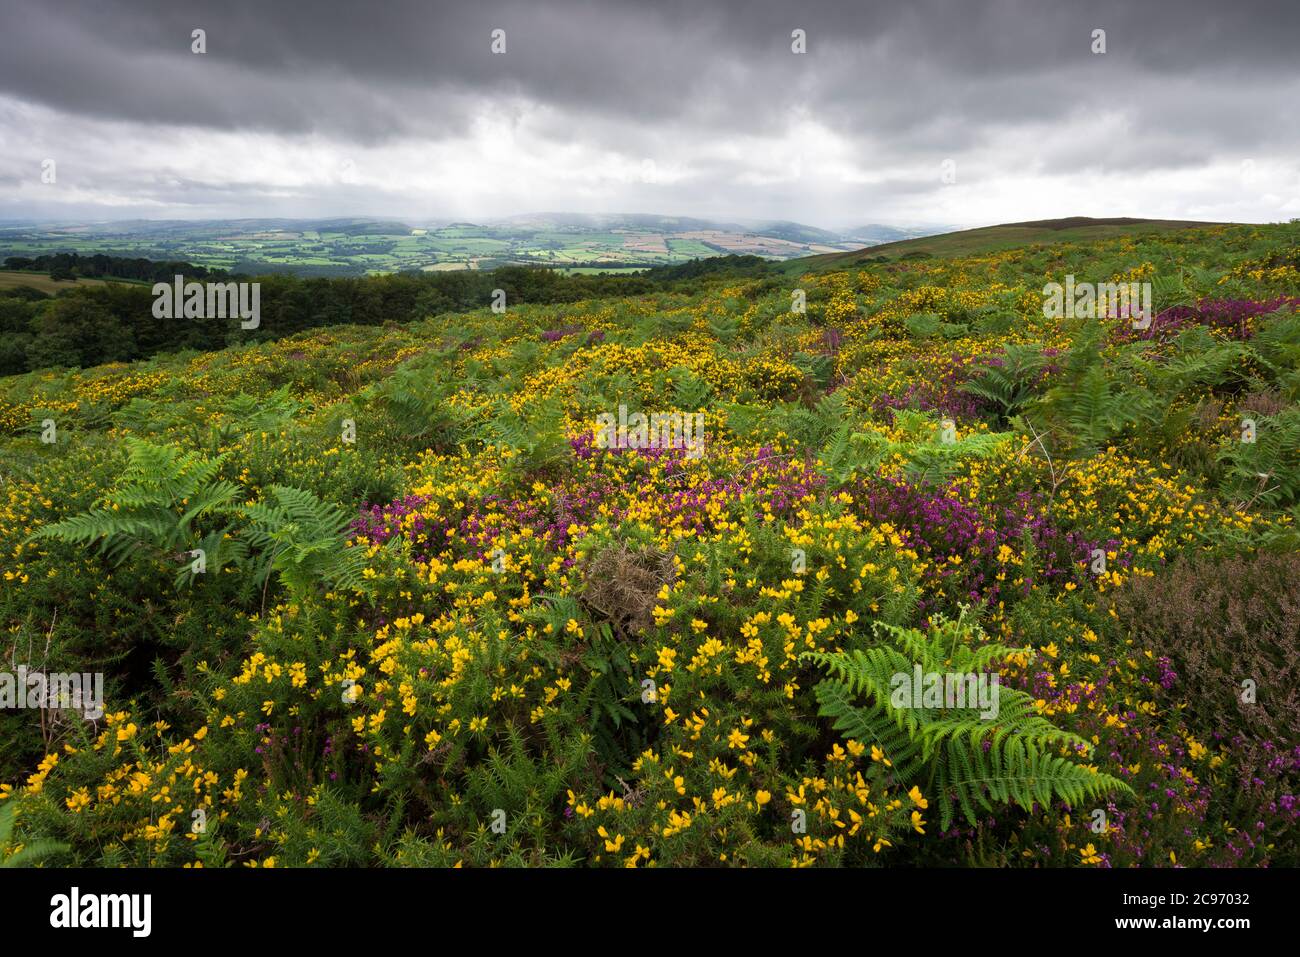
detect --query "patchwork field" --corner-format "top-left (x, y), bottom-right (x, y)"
top-left (0, 215), bottom-right (877, 278)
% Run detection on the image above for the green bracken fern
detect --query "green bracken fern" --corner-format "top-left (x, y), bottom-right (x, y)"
top-left (803, 614), bottom-right (1132, 830)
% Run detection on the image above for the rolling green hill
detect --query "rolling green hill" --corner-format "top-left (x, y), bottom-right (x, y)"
top-left (782, 216), bottom-right (1235, 274)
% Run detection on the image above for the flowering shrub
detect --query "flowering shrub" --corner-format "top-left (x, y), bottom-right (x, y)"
top-left (2, 221), bottom-right (1299, 867)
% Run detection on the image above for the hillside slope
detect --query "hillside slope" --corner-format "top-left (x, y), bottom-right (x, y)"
top-left (783, 216), bottom-right (1235, 274)
top-left (1, 221), bottom-right (1297, 869)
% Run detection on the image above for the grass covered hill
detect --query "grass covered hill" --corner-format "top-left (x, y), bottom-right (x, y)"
top-left (785, 216), bottom-right (1231, 274)
top-left (1, 220), bottom-right (1298, 867)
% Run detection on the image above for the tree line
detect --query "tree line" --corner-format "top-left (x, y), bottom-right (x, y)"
top-left (0, 256), bottom-right (776, 375)
top-left (4, 252), bottom-right (233, 284)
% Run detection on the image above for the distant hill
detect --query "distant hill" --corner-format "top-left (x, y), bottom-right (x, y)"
top-left (488, 212), bottom-right (746, 232)
top-left (490, 213), bottom-right (864, 247)
top-left (739, 220), bottom-right (850, 245)
top-left (842, 223), bottom-right (950, 245)
top-left (783, 216), bottom-right (1234, 274)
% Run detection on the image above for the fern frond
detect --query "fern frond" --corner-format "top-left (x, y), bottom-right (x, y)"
top-left (803, 615), bottom-right (1132, 827)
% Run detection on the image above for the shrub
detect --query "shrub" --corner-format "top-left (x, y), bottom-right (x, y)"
top-left (1104, 551), bottom-right (1300, 861)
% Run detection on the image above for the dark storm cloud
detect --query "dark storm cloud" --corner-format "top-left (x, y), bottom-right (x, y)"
top-left (0, 0), bottom-right (1296, 224)
top-left (1, 0), bottom-right (1296, 141)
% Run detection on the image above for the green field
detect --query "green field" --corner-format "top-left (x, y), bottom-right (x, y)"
top-left (0, 270), bottom-right (134, 293)
top-left (3, 216), bottom-right (1215, 281)
top-left (1, 215), bottom-right (869, 278)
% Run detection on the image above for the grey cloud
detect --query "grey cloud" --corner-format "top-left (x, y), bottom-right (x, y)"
top-left (0, 0), bottom-right (1296, 224)
top-left (1, 0), bottom-right (1296, 139)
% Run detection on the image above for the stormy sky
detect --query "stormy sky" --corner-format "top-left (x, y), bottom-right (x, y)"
top-left (0, 0), bottom-right (1297, 229)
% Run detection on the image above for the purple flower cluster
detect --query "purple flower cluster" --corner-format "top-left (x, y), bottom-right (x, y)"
top-left (657, 449), bottom-right (825, 536)
top-left (352, 476), bottom-right (619, 562)
top-left (353, 494), bottom-right (439, 549)
top-left (820, 327), bottom-right (844, 354)
top-left (872, 384), bottom-right (985, 421)
top-left (354, 438), bottom-right (825, 565)
top-left (540, 325), bottom-right (583, 342)
top-left (870, 351), bottom-right (991, 421)
top-left (1133, 297), bottom-right (1300, 342)
top-left (852, 476), bottom-right (1116, 608)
